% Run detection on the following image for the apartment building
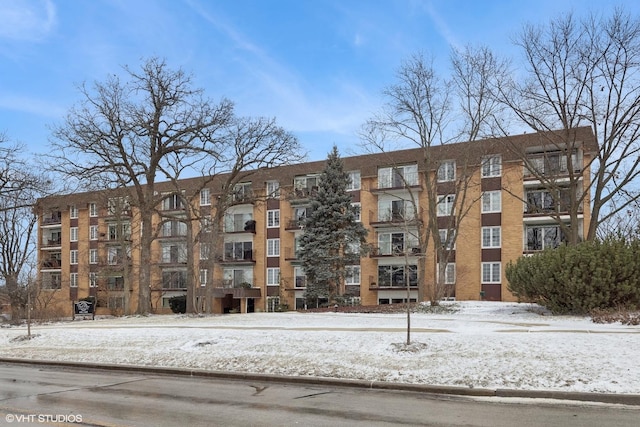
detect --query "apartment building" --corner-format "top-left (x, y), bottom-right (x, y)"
top-left (36, 127), bottom-right (597, 316)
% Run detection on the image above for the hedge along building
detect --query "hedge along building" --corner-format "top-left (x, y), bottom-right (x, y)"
top-left (36, 127), bottom-right (596, 316)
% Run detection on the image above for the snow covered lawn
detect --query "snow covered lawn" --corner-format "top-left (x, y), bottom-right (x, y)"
top-left (1, 301), bottom-right (639, 394)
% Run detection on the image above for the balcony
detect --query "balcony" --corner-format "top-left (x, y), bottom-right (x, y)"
top-left (41, 238), bottom-right (62, 249)
top-left (221, 250), bottom-right (255, 264)
top-left (369, 246), bottom-right (421, 257)
top-left (41, 258), bottom-right (61, 270)
top-left (42, 212), bottom-right (62, 226)
top-left (524, 152), bottom-right (581, 179)
top-left (285, 218), bottom-right (304, 230)
top-left (369, 209), bottom-right (420, 227)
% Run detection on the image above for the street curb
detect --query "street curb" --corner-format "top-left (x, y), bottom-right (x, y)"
top-left (2, 357), bottom-right (639, 406)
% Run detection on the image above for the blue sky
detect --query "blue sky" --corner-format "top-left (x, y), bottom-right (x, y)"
top-left (0, 0), bottom-right (638, 161)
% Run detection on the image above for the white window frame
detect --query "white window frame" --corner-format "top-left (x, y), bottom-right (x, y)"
top-left (267, 238), bottom-right (280, 257)
top-left (70, 250), bottom-right (78, 265)
top-left (267, 210), bottom-right (280, 228)
top-left (267, 267), bottom-right (280, 286)
top-left (438, 229), bottom-right (456, 250)
top-left (89, 203), bottom-right (98, 217)
top-left (482, 262), bottom-right (501, 284)
top-left (70, 205), bottom-right (78, 219)
top-left (266, 181), bottom-right (280, 198)
top-left (89, 249), bottom-right (98, 264)
top-left (89, 272), bottom-right (97, 288)
top-left (352, 203), bottom-right (361, 222)
top-left (481, 155), bottom-right (502, 178)
top-left (437, 160), bottom-right (456, 182)
top-left (199, 269), bottom-right (208, 287)
top-left (90, 225), bottom-right (99, 241)
top-left (482, 226), bottom-right (501, 248)
top-left (481, 191), bottom-right (502, 213)
top-left (200, 188), bottom-right (211, 206)
top-left (70, 227), bottom-right (78, 242)
top-left (70, 272), bottom-right (78, 288)
top-left (445, 263), bottom-right (456, 284)
top-left (347, 171), bottom-right (361, 190)
top-left (437, 194), bottom-right (455, 217)
top-left (377, 164), bottom-right (418, 188)
top-left (345, 265), bottom-right (361, 285)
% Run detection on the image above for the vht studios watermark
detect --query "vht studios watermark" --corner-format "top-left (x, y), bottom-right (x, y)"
top-left (5, 413), bottom-right (83, 423)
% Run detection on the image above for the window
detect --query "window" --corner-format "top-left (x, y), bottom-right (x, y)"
top-left (233, 183), bottom-right (253, 203)
top-left (267, 296), bottom-right (280, 312)
top-left (525, 151), bottom-right (579, 177)
top-left (161, 194), bottom-right (183, 211)
top-left (438, 229), bottom-right (456, 250)
top-left (70, 205), bottom-right (78, 219)
top-left (437, 160), bottom-right (456, 182)
top-left (293, 175), bottom-right (319, 198)
top-left (70, 227), bottom-right (78, 242)
top-left (444, 263), bottom-right (456, 284)
top-left (482, 155), bottom-right (502, 177)
top-left (70, 273), bottom-right (78, 288)
top-left (70, 250), bottom-right (78, 265)
top-left (89, 272), bottom-right (97, 288)
top-left (107, 276), bottom-right (124, 290)
top-left (347, 171), bottom-right (361, 190)
top-left (345, 266), bottom-right (361, 285)
top-left (109, 223), bottom-right (131, 240)
top-left (162, 243), bottom-right (187, 263)
top-left (482, 226), bottom-right (501, 248)
top-left (482, 262), bottom-right (501, 283)
top-left (107, 197), bottom-right (130, 215)
top-left (267, 210), bottom-right (280, 228)
top-left (378, 232), bottom-right (418, 255)
top-left (294, 266), bottom-right (306, 288)
top-left (89, 203), bottom-right (98, 217)
top-left (224, 212), bottom-right (254, 233)
top-left (107, 247), bottom-right (129, 265)
top-left (200, 215), bottom-right (212, 233)
top-left (526, 225), bottom-right (565, 251)
top-left (200, 188), bottom-right (211, 206)
top-left (267, 268), bottom-right (280, 286)
top-left (352, 203), bottom-right (361, 222)
top-left (378, 164), bottom-right (418, 188)
top-left (378, 265), bottom-right (418, 287)
top-left (90, 225), bottom-right (99, 240)
top-left (162, 270), bottom-right (187, 289)
top-left (224, 241), bottom-right (253, 261)
top-left (266, 181), bottom-right (280, 198)
top-left (162, 220), bottom-right (187, 237)
top-left (89, 249), bottom-right (98, 264)
top-left (200, 269), bottom-right (208, 287)
top-left (200, 244), bottom-right (210, 260)
top-left (223, 268), bottom-right (253, 287)
top-left (437, 194), bottom-right (455, 217)
top-left (267, 239), bottom-right (280, 257)
top-left (378, 198), bottom-right (415, 222)
top-left (481, 191), bottom-right (501, 213)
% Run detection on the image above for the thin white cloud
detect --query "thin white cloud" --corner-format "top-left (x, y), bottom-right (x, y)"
top-left (421, 1), bottom-right (462, 51)
top-left (186, 0), bottom-right (371, 137)
top-left (0, 0), bottom-right (56, 42)
top-left (0, 94), bottom-right (65, 119)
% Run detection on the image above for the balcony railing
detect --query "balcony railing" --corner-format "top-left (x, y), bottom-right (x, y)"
top-left (41, 259), bottom-right (61, 269)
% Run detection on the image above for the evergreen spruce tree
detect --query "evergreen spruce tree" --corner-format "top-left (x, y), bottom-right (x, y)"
top-left (299, 146), bottom-right (369, 307)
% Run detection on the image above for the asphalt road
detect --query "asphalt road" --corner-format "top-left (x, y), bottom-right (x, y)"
top-left (0, 362), bottom-right (639, 427)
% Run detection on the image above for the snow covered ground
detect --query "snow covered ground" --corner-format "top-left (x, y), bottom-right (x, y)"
top-left (1, 301), bottom-right (639, 394)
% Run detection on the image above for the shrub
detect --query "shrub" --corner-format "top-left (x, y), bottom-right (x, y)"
top-left (168, 295), bottom-right (186, 314)
top-left (506, 237), bottom-right (640, 314)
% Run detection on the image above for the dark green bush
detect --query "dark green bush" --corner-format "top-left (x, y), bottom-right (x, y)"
top-left (168, 295), bottom-right (186, 314)
top-left (506, 237), bottom-right (640, 314)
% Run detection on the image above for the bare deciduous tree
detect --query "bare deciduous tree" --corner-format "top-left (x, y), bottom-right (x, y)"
top-left (50, 57), bottom-right (235, 314)
top-left (496, 8), bottom-right (640, 242)
top-left (362, 49), bottom-right (504, 304)
top-left (49, 57), bottom-right (302, 315)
